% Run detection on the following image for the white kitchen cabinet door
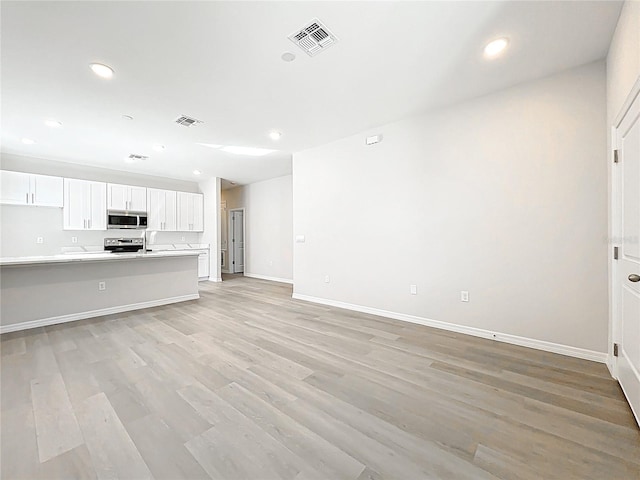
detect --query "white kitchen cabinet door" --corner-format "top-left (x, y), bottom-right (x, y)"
top-left (148, 188), bottom-right (177, 231)
top-left (107, 183), bottom-right (146, 211)
top-left (88, 182), bottom-right (107, 230)
top-left (198, 253), bottom-right (209, 278)
top-left (176, 192), bottom-right (204, 231)
top-left (164, 190), bottom-right (177, 231)
top-left (0, 171), bottom-right (63, 207)
top-left (31, 174), bottom-right (63, 207)
top-left (192, 193), bottom-right (204, 232)
top-left (64, 178), bottom-right (87, 230)
top-left (64, 179), bottom-right (106, 230)
top-left (129, 186), bottom-right (147, 211)
top-left (176, 191), bottom-right (191, 231)
top-left (107, 183), bottom-right (129, 210)
top-left (0, 170), bottom-right (30, 205)
top-left (147, 188), bottom-right (164, 230)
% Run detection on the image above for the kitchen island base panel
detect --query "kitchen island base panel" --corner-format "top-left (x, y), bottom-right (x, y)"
top-left (0, 255), bottom-right (199, 333)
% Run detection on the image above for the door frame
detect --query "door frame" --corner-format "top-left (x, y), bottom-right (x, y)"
top-left (610, 75), bottom-right (640, 379)
top-left (228, 207), bottom-right (246, 274)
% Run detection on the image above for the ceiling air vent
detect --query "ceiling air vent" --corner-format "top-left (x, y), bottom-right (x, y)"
top-left (288, 19), bottom-right (338, 57)
top-left (174, 115), bottom-right (203, 127)
top-left (128, 154), bottom-right (148, 161)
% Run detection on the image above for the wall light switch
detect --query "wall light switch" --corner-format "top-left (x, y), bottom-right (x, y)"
top-left (324, 275), bottom-right (330, 283)
top-left (461, 291), bottom-right (469, 302)
top-left (410, 285), bottom-right (417, 295)
top-left (71, 237), bottom-right (78, 244)
top-left (296, 235), bottom-right (306, 243)
top-left (36, 237), bottom-right (44, 244)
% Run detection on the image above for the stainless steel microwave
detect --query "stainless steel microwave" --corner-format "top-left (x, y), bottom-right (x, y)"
top-left (107, 210), bottom-right (148, 229)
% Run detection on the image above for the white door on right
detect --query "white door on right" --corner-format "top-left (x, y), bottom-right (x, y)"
top-left (614, 84), bottom-right (640, 426)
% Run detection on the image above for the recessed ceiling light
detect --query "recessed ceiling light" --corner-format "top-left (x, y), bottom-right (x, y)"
top-left (153, 144), bottom-right (165, 152)
top-left (44, 119), bottom-right (62, 128)
top-left (269, 131), bottom-right (282, 140)
top-left (484, 38), bottom-right (509, 58)
top-left (222, 145), bottom-right (276, 156)
top-left (21, 138), bottom-right (36, 145)
top-left (197, 143), bottom-right (222, 149)
top-left (193, 170), bottom-right (202, 175)
top-left (89, 63), bottom-right (114, 78)
top-left (281, 52), bottom-right (296, 62)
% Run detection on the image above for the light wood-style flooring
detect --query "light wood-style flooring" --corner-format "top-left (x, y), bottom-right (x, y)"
top-left (1, 275), bottom-right (639, 479)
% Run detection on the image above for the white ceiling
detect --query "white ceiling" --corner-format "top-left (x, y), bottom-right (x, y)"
top-left (1, 1), bottom-right (622, 185)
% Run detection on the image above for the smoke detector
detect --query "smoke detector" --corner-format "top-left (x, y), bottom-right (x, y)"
top-left (174, 115), bottom-right (203, 127)
top-left (288, 19), bottom-right (338, 57)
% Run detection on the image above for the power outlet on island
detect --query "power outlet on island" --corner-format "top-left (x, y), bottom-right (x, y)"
top-left (410, 285), bottom-right (417, 295)
top-left (36, 237), bottom-right (44, 244)
top-left (98, 281), bottom-right (106, 291)
top-left (461, 291), bottom-right (469, 302)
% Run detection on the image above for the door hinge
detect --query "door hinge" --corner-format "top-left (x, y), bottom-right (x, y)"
top-left (614, 246), bottom-right (619, 260)
top-left (613, 149), bottom-right (619, 163)
top-left (613, 343), bottom-right (619, 357)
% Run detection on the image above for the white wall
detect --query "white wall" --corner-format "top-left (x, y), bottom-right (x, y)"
top-left (221, 175), bottom-right (293, 282)
top-left (606, 1), bottom-right (640, 367)
top-left (293, 61), bottom-right (608, 356)
top-left (607, 1), bottom-right (640, 124)
top-left (0, 154), bottom-right (202, 257)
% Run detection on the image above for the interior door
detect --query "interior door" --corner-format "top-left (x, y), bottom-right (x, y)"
top-left (614, 85), bottom-right (640, 426)
top-left (231, 210), bottom-right (244, 273)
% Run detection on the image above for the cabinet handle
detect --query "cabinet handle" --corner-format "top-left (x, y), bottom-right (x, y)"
top-left (26, 193), bottom-right (29, 203)
top-left (83, 219), bottom-right (86, 228)
top-left (88, 219), bottom-right (91, 229)
top-left (31, 193), bottom-right (35, 203)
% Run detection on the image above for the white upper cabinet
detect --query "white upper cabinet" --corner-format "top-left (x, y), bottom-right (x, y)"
top-left (0, 170), bottom-right (63, 207)
top-left (63, 178), bottom-right (107, 230)
top-left (176, 192), bottom-right (204, 232)
top-left (147, 188), bottom-right (177, 231)
top-left (107, 183), bottom-right (146, 211)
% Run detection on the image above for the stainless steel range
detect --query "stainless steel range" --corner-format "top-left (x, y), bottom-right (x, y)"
top-left (104, 238), bottom-right (144, 253)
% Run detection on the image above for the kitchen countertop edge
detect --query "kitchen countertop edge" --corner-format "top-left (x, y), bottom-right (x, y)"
top-left (0, 250), bottom-right (201, 266)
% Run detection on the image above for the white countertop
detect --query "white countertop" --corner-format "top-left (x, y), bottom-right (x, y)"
top-left (0, 250), bottom-right (200, 266)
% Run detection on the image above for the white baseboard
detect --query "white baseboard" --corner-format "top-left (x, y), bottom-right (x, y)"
top-left (207, 277), bottom-right (223, 283)
top-left (0, 294), bottom-right (200, 334)
top-left (245, 273), bottom-right (293, 285)
top-left (292, 293), bottom-right (608, 364)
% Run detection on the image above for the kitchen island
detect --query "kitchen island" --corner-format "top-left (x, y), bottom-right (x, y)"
top-left (0, 251), bottom-right (200, 333)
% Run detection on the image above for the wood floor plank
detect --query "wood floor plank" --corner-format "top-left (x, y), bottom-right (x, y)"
top-left (30, 372), bottom-right (84, 463)
top-left (76, 392), bottom-right (153, 479)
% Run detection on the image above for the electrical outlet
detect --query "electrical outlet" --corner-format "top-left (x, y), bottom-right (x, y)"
top-left (98, 281), bottom-right (106, 291)
top-left (410, 285), bottom-right (417, 295)
top-left (461, 291), bottom-right (469, 302)
top-left (181, 236), bottom-right (185, 241)
top-left (324, 275), bottom-right (330, 283)
top-left (36, 237), bottom-right (44, 244)
top-left (71, 236), bottom-right (78, 244)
